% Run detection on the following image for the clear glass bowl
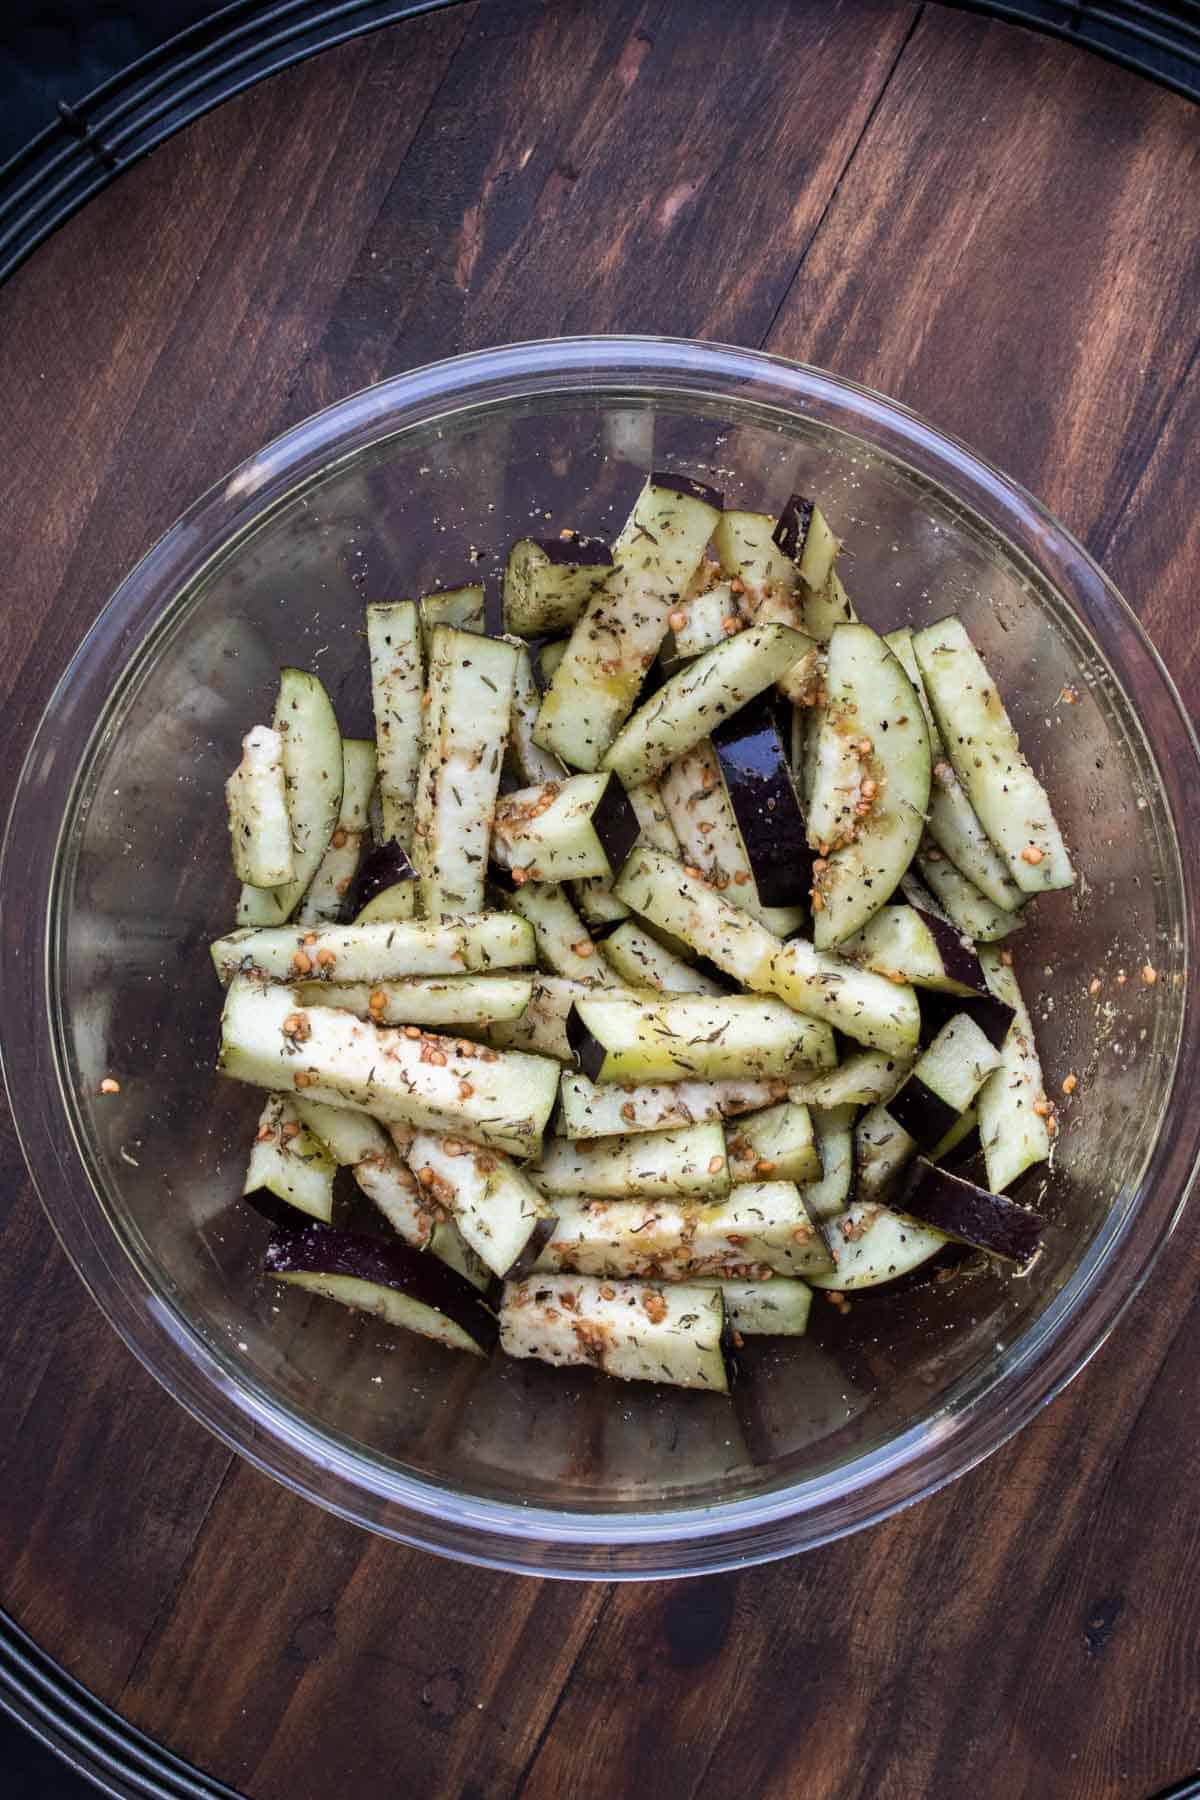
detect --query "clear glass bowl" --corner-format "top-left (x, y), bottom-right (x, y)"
top-left (4, 338), bottom-right (1198, 1579)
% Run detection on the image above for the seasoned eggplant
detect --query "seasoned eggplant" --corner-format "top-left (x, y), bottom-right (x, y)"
top-left (899, 1158), bottom-right (1043, 1264)
top-left (502, 536), bottom-right (613, 636)
top-left (711, 691), bottom-right (811, 906)
top-left (266, 1222), bottom-right (499, 1355)
top-left (343, 838), bottom-right (418, 923)
top-left (567, 992), bottom-right (834, 1084)
top-left (500, 1274), bottom-right (731, 1392)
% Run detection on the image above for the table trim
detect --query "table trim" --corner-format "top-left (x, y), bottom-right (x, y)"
top-left (0, 1613), bottom-right (244, 1800)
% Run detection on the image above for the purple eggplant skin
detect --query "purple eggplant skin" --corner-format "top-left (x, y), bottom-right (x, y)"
top-left (711, 692), bottom-right (811, 907)
top-left (899, 1158), bottom-right (1044, 1265)
top-left (566, 1005), bottom-right (607, 1082)
top-left (505, 1215), bottom-right (559, 1282)
top-left (592, 775), bottom-right (641, 872)
top-left (772, 494), bottom-right (815, 562)
top-left (265, 1223), bottom-right (501, 1350)
top-left (523, 535), bottom-right (613, 570)
top-left (343, 839), bottom-right (418, 920)
top-left (647, 470), bottom-right (724, 509)
top-left (886, 1078), bottom-right (960, 1152)
top-left (918, 986), bottom-right (1015, 1052)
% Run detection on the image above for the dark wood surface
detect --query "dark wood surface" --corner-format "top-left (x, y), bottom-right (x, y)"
top-left (2, 3), bottom-right (1199, 1795)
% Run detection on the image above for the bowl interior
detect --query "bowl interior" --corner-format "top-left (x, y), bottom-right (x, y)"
top-left (41, 378), bottom-right (1189, 1545)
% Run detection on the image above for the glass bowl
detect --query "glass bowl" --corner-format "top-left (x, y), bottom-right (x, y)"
top-left (3, 338), bottom-right (1198, 1579)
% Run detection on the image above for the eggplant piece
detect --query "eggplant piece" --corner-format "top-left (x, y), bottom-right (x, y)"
top-left (711, 691), bottom-right (811, 907)
top-left (226, 725), bottom-right (294, 889)
top-left (806, 623), bottom-right (932, 947)
top-left (500, 1274), bottom-right (731, 1392)
top-left (809, 1203), bottom-right (946, 1291)
top-left (898, 1158), bottom-right (1044, 1264)
top-left (508, 641), bottom-right (568, 787)
top-left (291, 1094), bottom-right (437, 1248)
top-left (532, 1182), bottom-right (833, 1281)
top-left (600, 921), bottom-right (724, 995)
top-left (502, 536), bottom-right (613, 636)
top-left (854, 1104), bottom-right (917, 1202)
top-left (790, 1048), bottom-right (912, 1110)
top-left (570, 876), bottom-right (631, 931)
top-left (297, 739), bottom-right (377, 927)
top-left (660, 740), bottom-right (806, 935)
top-left (697, 1278), bottom-right (812, 1337)
top-left (211, 912), bottom-right (533, 986)
top-left (493, 773), bottom-right (640, 885)
top-left (408, 1132), bottom-right (553, 1279)
top-left (237, 670), bottom-right (343, 927)
top-left (366, 601), bottom-right (423, 850)
top-left (505, 881), bottom-right (619, 983)
top-left (242, 1094), bottom-right (335, 1223)
top-left (413, 627), bottom-right (518, 918)
top-left (885, 626), bottom-right (1025, 912)
top-left (294, 974), bottom-right (533, 1030)
top-left (555, 1071), bottom-right (786, 1138)
top-left (353, 882), bottom-right (418, 924)
top-left (913, 617), bottom-right (1074, 894)
top-left (530, 1121), bottom-right (731, 1201)
top-left (804, 1104), bottom-right (856, 1219)
top-left (534, 473), bottom-right (722, 770)
top-left (266, 1222), bottom-right (498, 1355)
top-left (218, 977), bottom-right (559, 1159)
top-left (771, 496), bottom-right (846, 636)
top-left (714, 509), bottom-right (796, 609)
top-left (913, 848), bottom-right (1026, 944)
top-left (976, 947), bottom-right (1053, 1193)
top-left (418, 583), bottom-right (485, 653)
top-left (534, 638), bottom-right (569, 691)
top-left (601, 621), bottom-right (811, 788)
top-left (343, 838), bottom-right (418, 922)
top-left (624, 779), bottom-right (680, 856)
top-left (613, 845), bottom-right (921, 1058)
top-left (567, 992), bottom-right (833, 1084)
top-left (886, 1012), bottom-right (1003, 1151)
top-left (726, 1100), bottom-right (820, 1186)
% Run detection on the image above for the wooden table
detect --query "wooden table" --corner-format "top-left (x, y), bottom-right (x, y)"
top-left (2, 3), bottom-right (1198, 1795)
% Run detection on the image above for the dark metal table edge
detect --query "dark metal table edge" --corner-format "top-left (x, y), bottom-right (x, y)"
top-left (0, 1), bottom-right (1198, 289)
top-left (0, 1611), bottom-right (244, 1799)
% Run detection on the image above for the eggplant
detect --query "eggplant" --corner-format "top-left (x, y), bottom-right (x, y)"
top-left (502, 536), bottom-right (614, 636)
top-left (918, 986), bottom-right (1016, 1053)
top-left (237, 670), bottom-right (343, 928)
top-left (772, 494), bottom-right (840, 598)
top-left (535, 474), bottom-right (721, 770)
top-left (886, 1013), bottom-right (1003, 1152)
top-left (711, 691), bottom-right (811, 907)
top-left (591, 775), bottom-right (641, 871)
top-left (898, 1158), bottom-right (1044, 1265)
top-left (648, 470), bottom-right (725, 507)
top-left (265, 1222), bottom-right (499, 1355)
top-left (500, 1273), bottom-right (732, 1392)
top-left (366, 602), bottom-right (423, 850)
top-left (567, 992), bottom-right (833, 1084)
top-left (343, 838), bottom-right (418, 922)
top-left (885, 1076), bottom-right (959, 1152)
top-left (226, 725), bottom-right (294, 889)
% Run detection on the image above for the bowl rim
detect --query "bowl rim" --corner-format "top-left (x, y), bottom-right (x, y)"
top-left (4, 334), bottom-right (1198, 1579)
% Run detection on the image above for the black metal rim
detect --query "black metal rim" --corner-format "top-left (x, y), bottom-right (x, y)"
top-left (0, 1611), bottom-right (244, 1798)
top-left (0, 1), bottom-right (1198, 287)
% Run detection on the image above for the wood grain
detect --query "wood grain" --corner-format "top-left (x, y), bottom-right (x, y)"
top-left (1, 3), bottom-right (1199, 1797)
